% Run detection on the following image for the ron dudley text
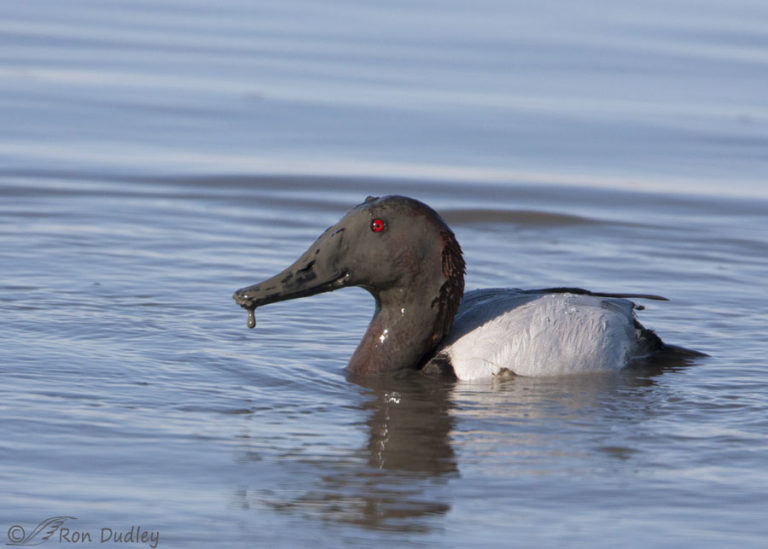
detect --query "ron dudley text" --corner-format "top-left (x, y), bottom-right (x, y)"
top-left (59, 525), bottom-right (159, 548)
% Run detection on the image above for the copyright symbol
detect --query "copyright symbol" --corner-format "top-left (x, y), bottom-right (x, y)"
top-left (7, 524), bottom-right (26, 544)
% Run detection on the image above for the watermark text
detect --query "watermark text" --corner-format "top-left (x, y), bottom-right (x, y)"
top-left (6, 517), bottom-right (159, 548)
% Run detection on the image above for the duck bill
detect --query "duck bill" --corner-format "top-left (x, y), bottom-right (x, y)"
top-left (232, 227), bottom-right (349, 327)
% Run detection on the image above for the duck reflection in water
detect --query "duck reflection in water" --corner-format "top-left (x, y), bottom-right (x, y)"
top-left (256, 372), bottom-right (458, 532)
top-left (231, 355), bottom-right (699, 532)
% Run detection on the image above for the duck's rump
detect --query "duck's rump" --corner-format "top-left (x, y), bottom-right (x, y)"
top-left (425, 288), bottom-right (664, 380)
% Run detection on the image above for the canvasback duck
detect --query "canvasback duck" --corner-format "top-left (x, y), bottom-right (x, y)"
top-left (233, 195), bottom-right (687, 380)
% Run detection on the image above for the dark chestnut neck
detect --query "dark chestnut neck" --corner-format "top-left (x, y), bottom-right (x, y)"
top-left (347, 230), bottom-right (465, 376)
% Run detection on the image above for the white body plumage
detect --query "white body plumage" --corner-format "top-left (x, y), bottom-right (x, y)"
top-left (442, 289), bottom-right (650, 380)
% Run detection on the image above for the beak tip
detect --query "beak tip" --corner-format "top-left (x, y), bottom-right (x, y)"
top-left (232, 288), bottom-right (252, 307)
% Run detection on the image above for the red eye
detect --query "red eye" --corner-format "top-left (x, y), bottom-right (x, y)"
top-left (371, 218), bottom-right (386, 232)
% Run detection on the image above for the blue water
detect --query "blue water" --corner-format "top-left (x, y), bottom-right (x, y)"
top-left (2, 1), bottom-right (768, 548)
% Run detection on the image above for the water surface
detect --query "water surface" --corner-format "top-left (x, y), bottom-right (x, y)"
top-left (2, 1), bottom-right (768, 548)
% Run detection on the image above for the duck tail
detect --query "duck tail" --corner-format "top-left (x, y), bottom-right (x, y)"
top-left (635, 319), bottom-right (708, 359)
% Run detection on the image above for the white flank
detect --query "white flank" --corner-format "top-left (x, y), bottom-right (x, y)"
top-left (443, 290), bottom-right (641, 380)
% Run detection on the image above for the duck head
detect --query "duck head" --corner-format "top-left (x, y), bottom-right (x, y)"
top-left (233, 195), bottom-right (465, 375)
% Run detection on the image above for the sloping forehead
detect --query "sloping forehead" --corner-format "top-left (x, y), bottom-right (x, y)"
top-left (353, 195), bottom-right (448, 226)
